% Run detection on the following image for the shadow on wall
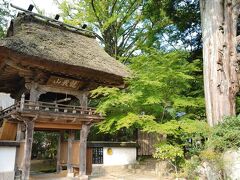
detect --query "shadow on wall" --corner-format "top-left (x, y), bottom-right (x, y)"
top-left (0, 93), bottom-right (14, 109)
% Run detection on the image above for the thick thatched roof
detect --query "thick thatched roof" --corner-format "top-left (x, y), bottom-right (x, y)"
top-left (0, 13), bottom-right (129, 80)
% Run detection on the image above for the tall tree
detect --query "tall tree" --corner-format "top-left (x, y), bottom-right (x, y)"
top-left (200, 0), bottom-right (239, 126)
top-left (143, 0), bottom-right (201, 57)
top-left (58, 0), bottom-right (145, 58)
top-left (0, 0), bottom-right (10, 38)
top-left (58, 0), bottom-right (202, 59)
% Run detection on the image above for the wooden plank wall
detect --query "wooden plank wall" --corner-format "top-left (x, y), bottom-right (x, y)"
top-left (60, 141), bottom-right (92, 175)
top-left (0, 120), bottom-right (17, 140)
top-left (137, 131), bottom-right (164, 156)
top-left (60, 142), bottom-right (68, 164)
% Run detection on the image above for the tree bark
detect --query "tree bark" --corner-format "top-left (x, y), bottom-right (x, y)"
top-left (200, 0), bottom-right (239, 126)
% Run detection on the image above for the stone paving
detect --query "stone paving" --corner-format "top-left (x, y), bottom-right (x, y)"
top-left (30, 171), bottom-right (164, 180)
top-left (31, 173), bottom-right (162, 180)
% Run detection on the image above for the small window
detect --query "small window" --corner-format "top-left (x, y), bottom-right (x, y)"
top-left (92, 147), bottom-right (103, 164)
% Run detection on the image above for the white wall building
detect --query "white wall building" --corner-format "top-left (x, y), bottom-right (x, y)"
top-left (0, 142), bottom-right (19, 180)
top-left (0, 93), bottom-right (14, 109)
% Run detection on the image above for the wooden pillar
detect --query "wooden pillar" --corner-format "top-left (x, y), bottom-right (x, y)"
top-left (16, 123), bottom-right (24, 141)
top-left (15, 122), bottom-right (24, 175)
top-left (78, 92), bottom-right (91, 179)
top-left (21, 120), bottom-right (34, 180)
top-left (77, 93), bottom-right (88, 109)
top-left (20, 94), bottom-right (25, 111)
top-left (67, 130), bottom-right (75, 176)
top-left (25, 82), bottom-right (45, 102)
top-left (79, 124), bottom-right (90, 178)
top-left (56, 131), bottom-right (64, 173)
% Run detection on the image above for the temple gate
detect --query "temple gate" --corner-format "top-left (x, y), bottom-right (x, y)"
top-left (0, 6), bottom-right (129, 180)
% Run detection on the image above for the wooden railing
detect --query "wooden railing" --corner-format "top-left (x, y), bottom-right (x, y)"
top-left (0, 102), bottom-right (20, 117)
top-left (0, 100), bottom-right (102, 119)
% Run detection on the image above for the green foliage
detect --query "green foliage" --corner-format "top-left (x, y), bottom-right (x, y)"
top-left (153, 143), bottom-right (184, 161)
top-left (58, 0), bottom-right (145, 58)
top-left (91, 50), bottom-right (205, 134)
top-left (0, 0), bottom-right (11, 38)
top-left (32, 132), bottom-right (58, 159)
top-left (143, 0), bottom-right (201, 57)
top-left (182, 155), bottom-right (201, 179)
top-left (206, 116), bottom-right (240, 152)
top-left (58, 0), bottom-right (201, 58)
top-left (183, 116), bottom-right (240, 178)
top-left (91, 49), bottom-right (208, 177)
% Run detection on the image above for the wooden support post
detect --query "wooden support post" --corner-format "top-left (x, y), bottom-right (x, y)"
top-left (25, 82), bottom-right (45, 102)
top-left (15, 123), bottom-right (24, 175)
top-left (16, 123), bottom-right (23, 141)
top-left (20, 93), bottom-right (25, 111)
top-left (67, 130), bottom-right (75, 176)
top-left (77, 93), bottom-right (88, 109)
top-left (56, 131), bottom-right (64, 173)
top-left (79, 124), bottom-right (90, 179)
top-left (78, 92), bottom-right (91, 179)
top-left (21, 120), bottom-right (34, 180)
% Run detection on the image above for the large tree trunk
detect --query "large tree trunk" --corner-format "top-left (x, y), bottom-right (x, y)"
top-left (200, 0), bottom-right (240, 126)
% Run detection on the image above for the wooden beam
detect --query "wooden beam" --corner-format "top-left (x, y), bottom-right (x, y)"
top-left (37, 84), bottom-right (88, 97)
top-left (0, 62), bottom-right (6, 75)
top-left (21, 120), bottom-right (34, 180)
top-left (79, 124), bottom-right (90, 178)
top-left (34, 122), bottom-right (82, 130)
top-left (5, 60), bottom-right (31, 73)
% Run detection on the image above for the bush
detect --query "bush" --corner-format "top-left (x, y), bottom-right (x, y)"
top-left (206, 116), bottom-right (240, 152)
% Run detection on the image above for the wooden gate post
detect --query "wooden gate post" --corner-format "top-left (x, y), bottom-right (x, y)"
top-left (79, 124), bottom-right (90, 179)
top-left (67, 130), bottom-right (75, 176)
top-left (21, 120), bottom-right (34, 180)
top-left (56, 130), bottom-right (64, 173)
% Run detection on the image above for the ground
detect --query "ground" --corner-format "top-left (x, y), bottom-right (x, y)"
top-left (30, 171), bottom-right (165, 180)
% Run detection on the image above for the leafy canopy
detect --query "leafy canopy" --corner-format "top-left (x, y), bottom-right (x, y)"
top-left (58, 0), bottom-right (145, 58)
top-left (91, 49), bottom-right (205, 133)
top-left (0, 0), bottom-right (11, 38)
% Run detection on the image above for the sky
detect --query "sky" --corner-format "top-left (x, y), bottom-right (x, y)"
top-left (10, 0), bottom-right (60, 16)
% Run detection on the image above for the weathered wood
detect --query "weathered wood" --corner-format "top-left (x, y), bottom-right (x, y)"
top-left (21, 120), bottom-right (34, 180)
top-left (47, 76), bottom-right (82, 90)
top-left (35, 122), bottom-right (82, 130)
top-left (86, 148), bottom-right (92, 175)
top-left (0, 120), bottom-right (17, 140)
top-left (16, 123), bottom-right (23, 141)
top-left (67, 130), bottom-right (75, 175)
top-left (20, 94), bottom-right (25, 111)
top-left (27, 83), bottom-right (43, 102)
top-left (200, 0), bottom-right (240, 126)
top-left (57, 131), bottom-right (64, 173)
top-left (38, 84), bottom-right (88, 97)
top-left (79, 124), bottom-right (90, 177)
top-left (78, 93), bottom-right (88, 110)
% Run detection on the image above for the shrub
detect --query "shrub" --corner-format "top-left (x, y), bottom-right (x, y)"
top-left (206, 116), bottom-right (240, 152)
